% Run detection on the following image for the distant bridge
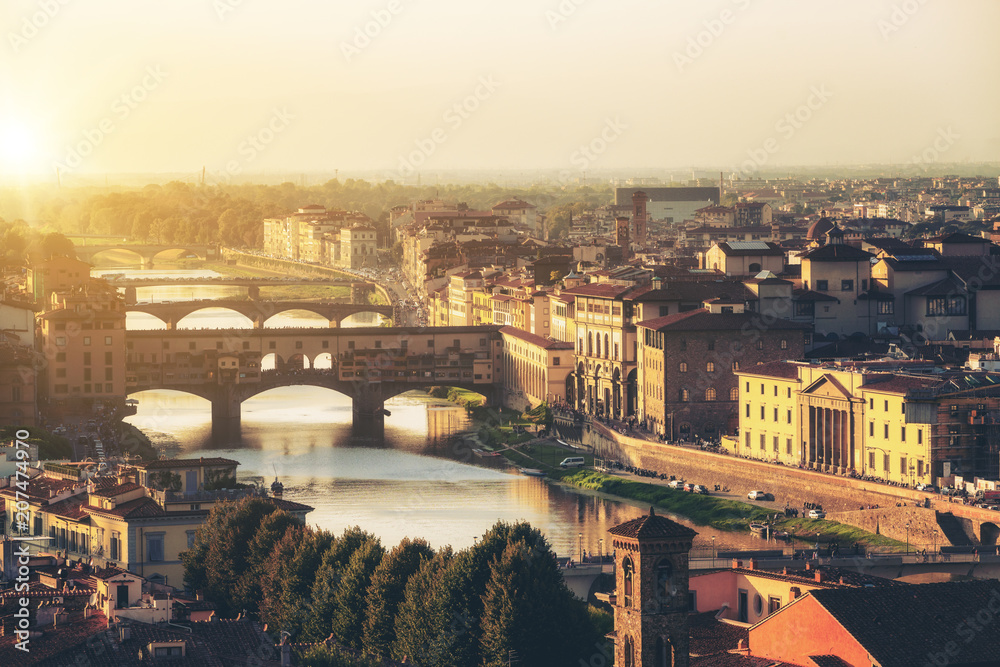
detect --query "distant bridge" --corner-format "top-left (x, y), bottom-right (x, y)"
top-left (74, 243), bottom-right (220, 268)
top-left (108, 276), bottom-right (357, 288)
top-left (125, 325), bottom-right (502, 443)
top-left (125, 300), bottom-right (393, 329)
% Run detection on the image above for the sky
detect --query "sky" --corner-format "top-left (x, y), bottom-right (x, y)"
top-left (1, 0), bottom-right (998, 181)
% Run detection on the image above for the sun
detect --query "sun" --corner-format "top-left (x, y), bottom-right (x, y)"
top-left (0, 122), bottom-right (40, 170)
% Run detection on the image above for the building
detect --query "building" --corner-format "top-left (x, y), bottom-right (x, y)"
top-left (700, 241), bottom-right (786, 277)
top-left (0, 336), bottom-right (37, 426)
top-left (736, 361), bottom-right (1000, 485)
top-left (615, 186), bottom-right (720, 224)
top-left (797, 228), bottom-right (877, 337)
top-left (25, 255), bottom-right (92, 304)
top-left (733, 201), bottom-right (773, 227)
top-left (747, 580), bottom-right (1000, 667)
top-left (492, 199), bottom-right (538, 234)
top-left (447, 271), bottom-right (484, 326)
top-left (38, 281), bottom-right (127, 412)
top-left (498, 326), bottom-right (574, 410)
top-left (339, 224), bottom-right (378, 269)
top-left (608, 507), bottom-right (697, 667)
top-left (636, 300), bottom-right (809, 440)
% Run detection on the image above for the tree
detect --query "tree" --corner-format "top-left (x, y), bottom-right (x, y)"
top-left (180, 496), bottom-right (284, 617)
top-left (259, 526), bottom-right (336, 636)
top-left (392, 547), bottom-right (453, 664)
top-left (302, 527), bottom-right (379, 641)
top-left (330, 539), bottom-right (385, 648)
top-left (362, 538), bottom-right (434, 657)
top-left (233, 510), bottom-right (301, 612)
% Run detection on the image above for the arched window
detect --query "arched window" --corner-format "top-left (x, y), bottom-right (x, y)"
top-left (588, 332), bottom-right (593, 356)
top-left (656, 559), bottom-right (674, 611)
top-left (623, 558), bottom-right (634, 608)
top-left (679, 388), bottom-right (690, 402)
top-left (604, 334), bottom-right (610, 358)
top-left (623, 636), bottom-right (634, 667)
top-left (748, 262), bottom-right (761, 273)
top-left (679, 362), bottom-right (688, 373)
top-left (730, 387), bottom-right (739, 401)
top-left (706, 388), bottom-right (717, 401)
top-left (732, 360), bottom-right (740, 371)
top-left (706, 362), bottom-right (715, 372)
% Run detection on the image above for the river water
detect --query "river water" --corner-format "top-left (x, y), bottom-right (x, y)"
top-left (100, 266), bottom-right (810, 556)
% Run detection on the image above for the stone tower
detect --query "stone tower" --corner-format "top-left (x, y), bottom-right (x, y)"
top-left (608, 507), bottom-right (697, 667)
top-left (631, 190), bottom-right (649, 249)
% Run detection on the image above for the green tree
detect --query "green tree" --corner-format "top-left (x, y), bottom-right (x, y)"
top-left (361, 538), bottom-right (434, 657)
top-left (180, 496), bottom-right (283, 616)
top-left (260, 526), bottom-right (336, 636)
top-left (233, 510), bottom-right (301, 611)
top-left (392, 547), bottom-right (453, 664)
top-left (330, 539), bottom-right (385, 648)
top-left (302, 527), bottom-right (379, 641)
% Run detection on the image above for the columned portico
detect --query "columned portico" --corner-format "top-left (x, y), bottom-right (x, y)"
top-left (800, 373), bottom-right (861, 474)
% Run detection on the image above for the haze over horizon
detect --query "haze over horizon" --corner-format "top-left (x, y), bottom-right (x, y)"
top-left (1, 0), bottom-right (998, 182)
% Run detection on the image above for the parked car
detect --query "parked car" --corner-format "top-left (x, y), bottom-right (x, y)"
top-left (668, 480), bottom-right (685, 489)
top-left (683, 482), bottom-right (695, 492)
top-left (559, 457), bottom-right (585, 469)
top-left (692, 484), bottom-right (709, 495)
top-left (808, 509), bottom-right (827, 519)
top-left (916, 484), bottom-right (938, 493)
top-left (747, 490), bottom-right (772, 501)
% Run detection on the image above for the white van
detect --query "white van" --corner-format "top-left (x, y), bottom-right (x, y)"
top-left (559, 457), bottom-right (585, 469)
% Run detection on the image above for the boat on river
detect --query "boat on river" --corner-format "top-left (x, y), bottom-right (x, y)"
top-left (749, 522), bottom-right (768, 535)
top-left (520, 468), bottom-right (547, 477)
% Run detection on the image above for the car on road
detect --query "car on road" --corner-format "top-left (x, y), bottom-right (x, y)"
top-left (916, 484), bottom-right (938, 493)
top-left (558, 457), bottom-right (585, 469)
top-left (668, 480), bottom-right (685, 489)
top-left (808, 509), bottom-right (826, 519)
top-left (692, 484), bottom-right (709, 495)
top-left (683, 482), bottom-right (695, 492)
top-left (747, 490), bottom-right (772, 501)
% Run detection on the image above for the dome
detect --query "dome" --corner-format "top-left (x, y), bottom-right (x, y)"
top-left (806, 218), bottom-right (835, 240)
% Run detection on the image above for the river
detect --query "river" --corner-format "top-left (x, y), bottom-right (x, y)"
top-left (99, 265), bottom-right (814, 557)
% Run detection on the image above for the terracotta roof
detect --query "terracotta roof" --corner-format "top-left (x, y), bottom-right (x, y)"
top-left (800, 244), bottom-right (873, 262)
top-left (500, 326), bottom-right (574, 350)
top-left (268, 497), bottom-right (314, 513)
top-left (810, 580), bottom-right (1000, 667)
top-left (134, 457), bottom-right (238, 470)
top-left (83, 497), bottom-right (171, 520)
top-left (45, 498), bottom-right (90, 521)
top-left (637, 309), bottom-right (810, 333)
top-left (737, 361), bottom-right (803, 380)
top-left (561, 283), bottom-right (644, 299)
top-left (608, 507), bottom-right (698, 540)
top-left (92, 482), bottom-right (142, 497)
top-left (91, 565), bottom-right (135, 580)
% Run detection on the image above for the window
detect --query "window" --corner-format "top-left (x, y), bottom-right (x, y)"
top-left (186, 531), bottom-right (196, 549)
top-left (746, 403), bottom-right (750, 417)
top-left (680, 388), bottom-right (690, 402)
top-left (56, 337), bottom-right (66, 346)
top-left (869, 452), bottom-right (876, 469)
top-left (884, 400), bottom-right (888, 411)
top-left (706, 362), bottom-right (715, 372)
top-left (147, 534), bottom-right (164, 562)
top-left (760, 405), bottom-right (765, 419)
top-left (760, 434), bottom-right (766, 450)
top-left (189, 342), bottom-right (196, 350)
top-left (56, 368), bottom-right (66, 378)
top-left (884, 424), bottom-right (889, 438)
top-left (83, 336), bottom-right (91, 345)
top-left (105, 351), bottom-right (113, 365)
top-left (879, 300), bottom-right (894, 315)
top-left (83, 352), bottom-right (91, 365)
top-left (883, 453), bottom-right (890, 471)
top-left (104, 336), bottom-right (112, 345)
top-left (756, 339), bottom-right (764, 350)
top-left (780, 339), bottom-right (788, 350)
top-left (786, 438), bottom-right (792, 455)
top-left (787, 410), bottom-right (792, 424)
top-left (154, 647), bottom-right (184, 658)
top-left (269, 341), bottom-right (276, 349)
top-left (56, 352), bottom-right (66, 362)
top-left (730, 387), bottom-right (739, 401)
top-left (901, 426), bottom-right (906, 442)
top-left (110, 532), bottom-right (121, 561)
top-left (679, 362), bottom-right (688, 372)
top-left (553, 357), bottom-right (560, 366)
top-left (816, 280), bottom-right (828, 291)
top-left (706, 388), bottom-right (716, 401)
top-left (900, 456), bottom-right (907, 474)
top-left (918, 430), bottom-right (923, 444)
top-left (773, 436), bottom-right (779, 452)
top-left (773, 407), bottom-right (778, 421)
top-left (732, 361), bottom-right (740, 371)
top-left (795, 302), bottom-right (814, 316)
top-left (659, 306), bottom-right (669, 316)
top-left (707, 339), bottom-right (715, 351)
top-left (927, 296), bottom-right (966, 316)
top-left (869, 422), bottom-right (874, 437)
top-left (768, 596), bottom-right (781, 614)
top-left (841, 279), bottom-right (854, 291)
top-left (295, 341), bottom-right (303, 349)
top-left (623, 558), bottom-right (634, 607)
top-left (679, 339), bottom-right (687, 351)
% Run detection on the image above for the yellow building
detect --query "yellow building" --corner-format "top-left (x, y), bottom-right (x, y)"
top-left (736, 361), bottom-right (1000, 485)
top-left (499, 326), bottom-right (574, 410)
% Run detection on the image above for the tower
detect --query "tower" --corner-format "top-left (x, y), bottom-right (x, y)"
top-left (631, 190), bottom-right (649, 249)
top-left (608, 507), bottom-right (697, 667)
top-left (615, 217), bottom-right (631, 257)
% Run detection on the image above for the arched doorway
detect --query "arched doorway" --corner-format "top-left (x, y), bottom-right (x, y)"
top-left (982, 522), bottom-right (999, 546)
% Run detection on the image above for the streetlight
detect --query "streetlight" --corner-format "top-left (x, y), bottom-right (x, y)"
top-left (578, 532), bottom-right (584, 563)
top-left (905, 521), bottom-right (911, 556)
top-left (932, 530), bottom-right (937, 559)
top-left (712, 536), bottom-right (716, 568)
top-left (598, 538), bottom-right (604, 560)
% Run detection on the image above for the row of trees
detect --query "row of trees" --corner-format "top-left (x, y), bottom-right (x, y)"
top-left (0, 218), bottom-right (75, 269)
top-left (0, 180), bottom-right (615, 253)
top-left (181, 497), bottom-right (610, 667)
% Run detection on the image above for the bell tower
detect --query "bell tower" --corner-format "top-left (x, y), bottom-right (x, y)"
top-left (608, 507), bottom-right (697, 667)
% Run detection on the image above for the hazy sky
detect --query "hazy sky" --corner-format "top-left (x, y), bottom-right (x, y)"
top-left (1, 0), bottom-right (998, 180)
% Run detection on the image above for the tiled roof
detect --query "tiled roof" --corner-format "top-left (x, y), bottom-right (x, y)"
top-left (810, 580), bottom-right (1000, 667)
top-left (905, 275), bottom-right (965, 297)
top-left (800, 244), bottom-right (874, 262)
top-left (91, 565), bottom-right (134, 580)
top-left (83, 497), bottom-right (169, 520)
top-left (608, 507), bottom-right (698, 540)
top-left (92, 482), bottom-right (142, 497)
top-left (499, 326), bottom-right (574, 350)
top-left (268, 497), bottom-right (314, 513)
top-left (134, 457), bottom-right (238, 470)
top-left (737, 361), bottom-right (803, 380)
top-left (561, 283), bottom-right (645, 299)
top-left (637, 309), bottom-right (810, 333)
top-left (45, 498), bottom-right (90, 521)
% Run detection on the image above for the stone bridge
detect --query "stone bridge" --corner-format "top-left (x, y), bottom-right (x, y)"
top-left (74, 243), bottom-right (220, 268)
top-left (124, 325), bottom-right (503, 443)
top-left (125, 300), bottom-right (393, 328)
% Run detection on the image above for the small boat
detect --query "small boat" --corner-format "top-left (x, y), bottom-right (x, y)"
top-left (749, 522), bottom-right (768, 535)
top-left (382, 408), bottom-right (391, 416)
top-left (472, 449), bottom-right (502, 458)
top-left (773, 530), bottom-right (791, 540)
top-left (520, 468), bottom-right (547, 477)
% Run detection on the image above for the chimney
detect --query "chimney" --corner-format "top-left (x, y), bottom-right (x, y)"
top-left (814, 570), bottom-right (822, 583)
top-left (782, 567), bottom-right (788, 575)
top-left (119, 625), bottom-right (131, 642)
top-left (789, 586), bottom-right (800, 600)
top-left (732, 559), bottom-right (741, 569)
top-left (805, 561), bottom-right (812, 571)
top-left (747, 559), bottom-right (756, 571)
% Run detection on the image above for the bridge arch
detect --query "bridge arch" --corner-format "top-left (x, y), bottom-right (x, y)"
top-left (126, 387), bottom-right (215, 403)
top-left (313, 352), bottom-right (333, 369)
top-left (262, 308), bottom-right (332, 328)
top-left (150, 247), bottom-right (209, 262)
top-left (338, 309), bottom-right (392, 327)
top-left (982, 522), bottom-right (999, 546)
top-left (175, 307), bottom-right (254, 329)
top-left (89, 247), bottom-right (147, 267)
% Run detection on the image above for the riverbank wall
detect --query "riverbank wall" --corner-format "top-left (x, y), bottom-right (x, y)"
top-left (552, 417), bottom-right (997, 547)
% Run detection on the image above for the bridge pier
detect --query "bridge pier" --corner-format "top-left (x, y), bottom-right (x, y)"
top-left (351, 383), bottom-right (385, 445)
top-left (210, 385), bottom-right (242, 444)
